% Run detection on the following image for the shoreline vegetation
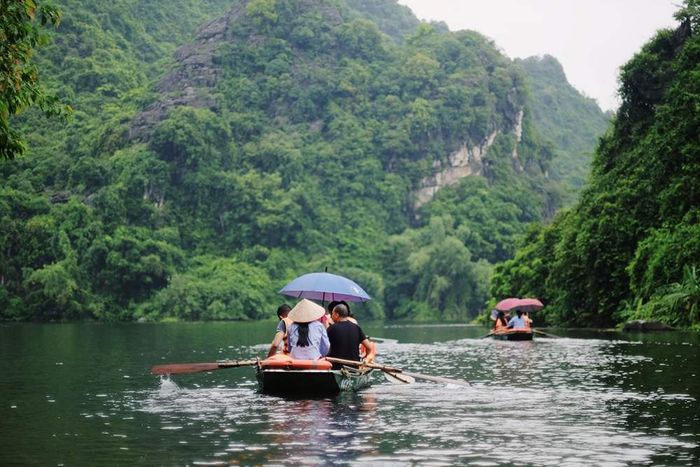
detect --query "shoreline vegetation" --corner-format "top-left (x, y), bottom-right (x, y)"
top-left (0, 315), bottom-right (692, 333)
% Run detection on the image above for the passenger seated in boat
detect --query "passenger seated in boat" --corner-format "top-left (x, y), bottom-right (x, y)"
top-left (322, 300), bottom-right (358, 328)
top-left (287, 299), bottom-right (330, 360)
top-left (493, 311), bottom-right (508, 331)
top-left (267, 303), bottom-right (292, 358)
top-left (321, 301), bottom-right (340, 329)
top-left (337, 301), bottom-right (370, 357)
top-left (507, 310), bottom-right (528, 330)
top-left (327, 303), bottom-right (376, 369)
top-left (343, 300), bottom-right (359, 325)
top-left (523, 311), bottom-right (533, 328)
top-left (341, 300), bottom-right (366, 357)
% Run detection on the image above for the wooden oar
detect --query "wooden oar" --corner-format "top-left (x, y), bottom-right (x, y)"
top-left (480, 331), bottom-right (495, 339)
top-left (326, 357), bottom-right (471, 387)
top-left (383, 370), bottom-right (415, 384)
top-left (532, 329), bottom-right (562, 339)
top-left (151, 359), bottom-right (258, 375)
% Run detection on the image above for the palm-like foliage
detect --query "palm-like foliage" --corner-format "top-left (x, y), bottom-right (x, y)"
top-left (653, 266), bottom-right (700, 327)
top-left (624, 265), bottom-right (700, 328)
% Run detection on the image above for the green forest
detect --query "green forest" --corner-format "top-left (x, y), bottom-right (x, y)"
top-left (1, 0), bottom-right (696, 328)
top-left (492, 1), bottom-right (700, 329)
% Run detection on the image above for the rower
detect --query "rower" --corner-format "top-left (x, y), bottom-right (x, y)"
top-left (326, 303), bottom-right (375, 369)
top-left (266, 304), bottom-right (292, 358)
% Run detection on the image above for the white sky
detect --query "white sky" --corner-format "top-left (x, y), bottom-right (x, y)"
top-left (397, 0), bottom-right (679, 111)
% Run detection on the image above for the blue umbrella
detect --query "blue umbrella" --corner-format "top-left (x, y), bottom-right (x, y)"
top-left (278, 272), bottom-right (371, 303)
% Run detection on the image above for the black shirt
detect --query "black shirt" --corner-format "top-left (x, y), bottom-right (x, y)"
top-left (327, 320), bottom-right (367, 366)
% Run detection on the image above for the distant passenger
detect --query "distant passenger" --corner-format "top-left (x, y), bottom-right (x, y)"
top-left (507, 310), bottom-right (528, 330)
top-left (493, 310), bottom-right (509, 330)
top-left (267, 304), bottom-right (292, 358)
top-left (523, 311), bottom-right (533, 328)
top-left (327, 303), bottom-right (375, 369)
top-left (287, 299), bottom-right (330, 360)
top-left (322, 300), bottom-right (341, 329)
top-left (342, 300), bottom-right (359, 325)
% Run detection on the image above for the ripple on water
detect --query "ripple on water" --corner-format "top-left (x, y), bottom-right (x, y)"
top-left (108, 335), bottom-right (700, 466)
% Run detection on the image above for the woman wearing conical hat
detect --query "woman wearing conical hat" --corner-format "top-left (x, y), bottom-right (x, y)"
top-left (286, 299), bottom-right (330, 360)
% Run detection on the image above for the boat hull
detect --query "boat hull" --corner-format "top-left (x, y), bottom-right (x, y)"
top-left (256, 369), bottom-right (341, 395)
top-left (491, 330), bottom-right (534, 341)
top-left (255, 357), bottom-right (374, 396)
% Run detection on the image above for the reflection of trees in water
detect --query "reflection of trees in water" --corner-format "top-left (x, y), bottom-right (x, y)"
top-left (596, 335), bottom-right (700, 460)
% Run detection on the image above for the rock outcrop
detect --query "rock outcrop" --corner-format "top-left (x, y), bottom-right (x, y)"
top-left (412, 107), bottom-right (525, 211)
top-left (128, 3), bottom-right (248, 139)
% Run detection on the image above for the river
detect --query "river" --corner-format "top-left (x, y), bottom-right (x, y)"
top-left (0, 322), bottom-right (698, 465)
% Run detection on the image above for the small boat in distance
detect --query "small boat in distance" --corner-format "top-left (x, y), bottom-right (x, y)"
top-left (488, 297), bottom-right (543, 340)
top-left (256, 355), bottom-right (374, 396)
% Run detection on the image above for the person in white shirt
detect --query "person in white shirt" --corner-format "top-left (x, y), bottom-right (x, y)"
top-left (507, 310), bottom-right (528, 329)
top-left (286, 299), bottom-right (330, 360)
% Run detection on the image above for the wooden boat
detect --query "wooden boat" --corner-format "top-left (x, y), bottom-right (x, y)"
top-left (256, 355), bottom-right (374, 396)
top-left (490, 329), bottom-right (534, 341)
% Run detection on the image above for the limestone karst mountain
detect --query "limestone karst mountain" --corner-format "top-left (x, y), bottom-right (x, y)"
top-left (2, 0), bottom-right (607, 321)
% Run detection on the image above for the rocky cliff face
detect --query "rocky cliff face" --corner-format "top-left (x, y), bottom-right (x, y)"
top-left (129, 0), bottom-right (352, 140)
top-left (128, 4), bottom-right (249, 139)
top-left (413, 108), bottom-right (525, 210)
top-left (127, 0), bottom-right (554, 222)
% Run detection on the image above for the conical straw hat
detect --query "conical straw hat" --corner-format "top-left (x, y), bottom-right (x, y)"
top-left (288, 298), bottom-right (325, 323)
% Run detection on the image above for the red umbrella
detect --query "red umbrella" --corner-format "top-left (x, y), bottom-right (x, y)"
top-left (516, 298), bottom-right (544, 312)
top-left (495, 298), bottom-right (521, 311)
top-left (495, 297), bottom-right (544, 312)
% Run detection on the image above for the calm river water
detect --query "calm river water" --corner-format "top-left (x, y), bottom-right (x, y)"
top-left (0, 322), bottom-right (698, 466)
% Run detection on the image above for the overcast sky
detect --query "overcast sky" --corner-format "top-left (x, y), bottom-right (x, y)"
top-left (396, 0), bottom-right (679, 111)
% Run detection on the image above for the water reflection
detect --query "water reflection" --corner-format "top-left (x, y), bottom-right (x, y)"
top-left (131, 380), bottom-right (383, 465)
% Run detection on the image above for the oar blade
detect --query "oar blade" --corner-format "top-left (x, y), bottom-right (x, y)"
top-left (383, 371), bottom-right (415, 384)
top-left (151, 362), bottom-right (221, 375)
top-left (151, 359), bottom-right (259, 375)
top-left (536, 329), bottom-right (562, 338)
top-left (402, 371), bottom-right (471, 387)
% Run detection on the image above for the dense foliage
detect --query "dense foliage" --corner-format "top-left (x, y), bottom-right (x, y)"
top-left (0, 0), bottom-right (606, 322)
top-left (492, 1), bottom-right (700, 329)
top-left (518, 55), bottom-right (611, 205)
top-left (1, 0), bottom-right (71, 160)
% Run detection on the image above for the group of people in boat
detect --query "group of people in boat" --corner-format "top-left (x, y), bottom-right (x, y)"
top-left (267, 299), bottom-right (376, 368)
top-left (490, 309), bottom-right (533, 331)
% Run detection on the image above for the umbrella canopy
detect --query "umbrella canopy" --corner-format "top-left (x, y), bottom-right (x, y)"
top-left (516, 298), bottom-right (544, 312)
top-left (495, 297), bottom-right (544, 312)
top-left (279, 272), bottom-right (371, 303)
top-left (495, 298), bottom-right (521, 312)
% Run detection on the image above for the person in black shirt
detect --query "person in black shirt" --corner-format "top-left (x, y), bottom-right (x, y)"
top-left (326, 303), bottom-right (376, 369)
